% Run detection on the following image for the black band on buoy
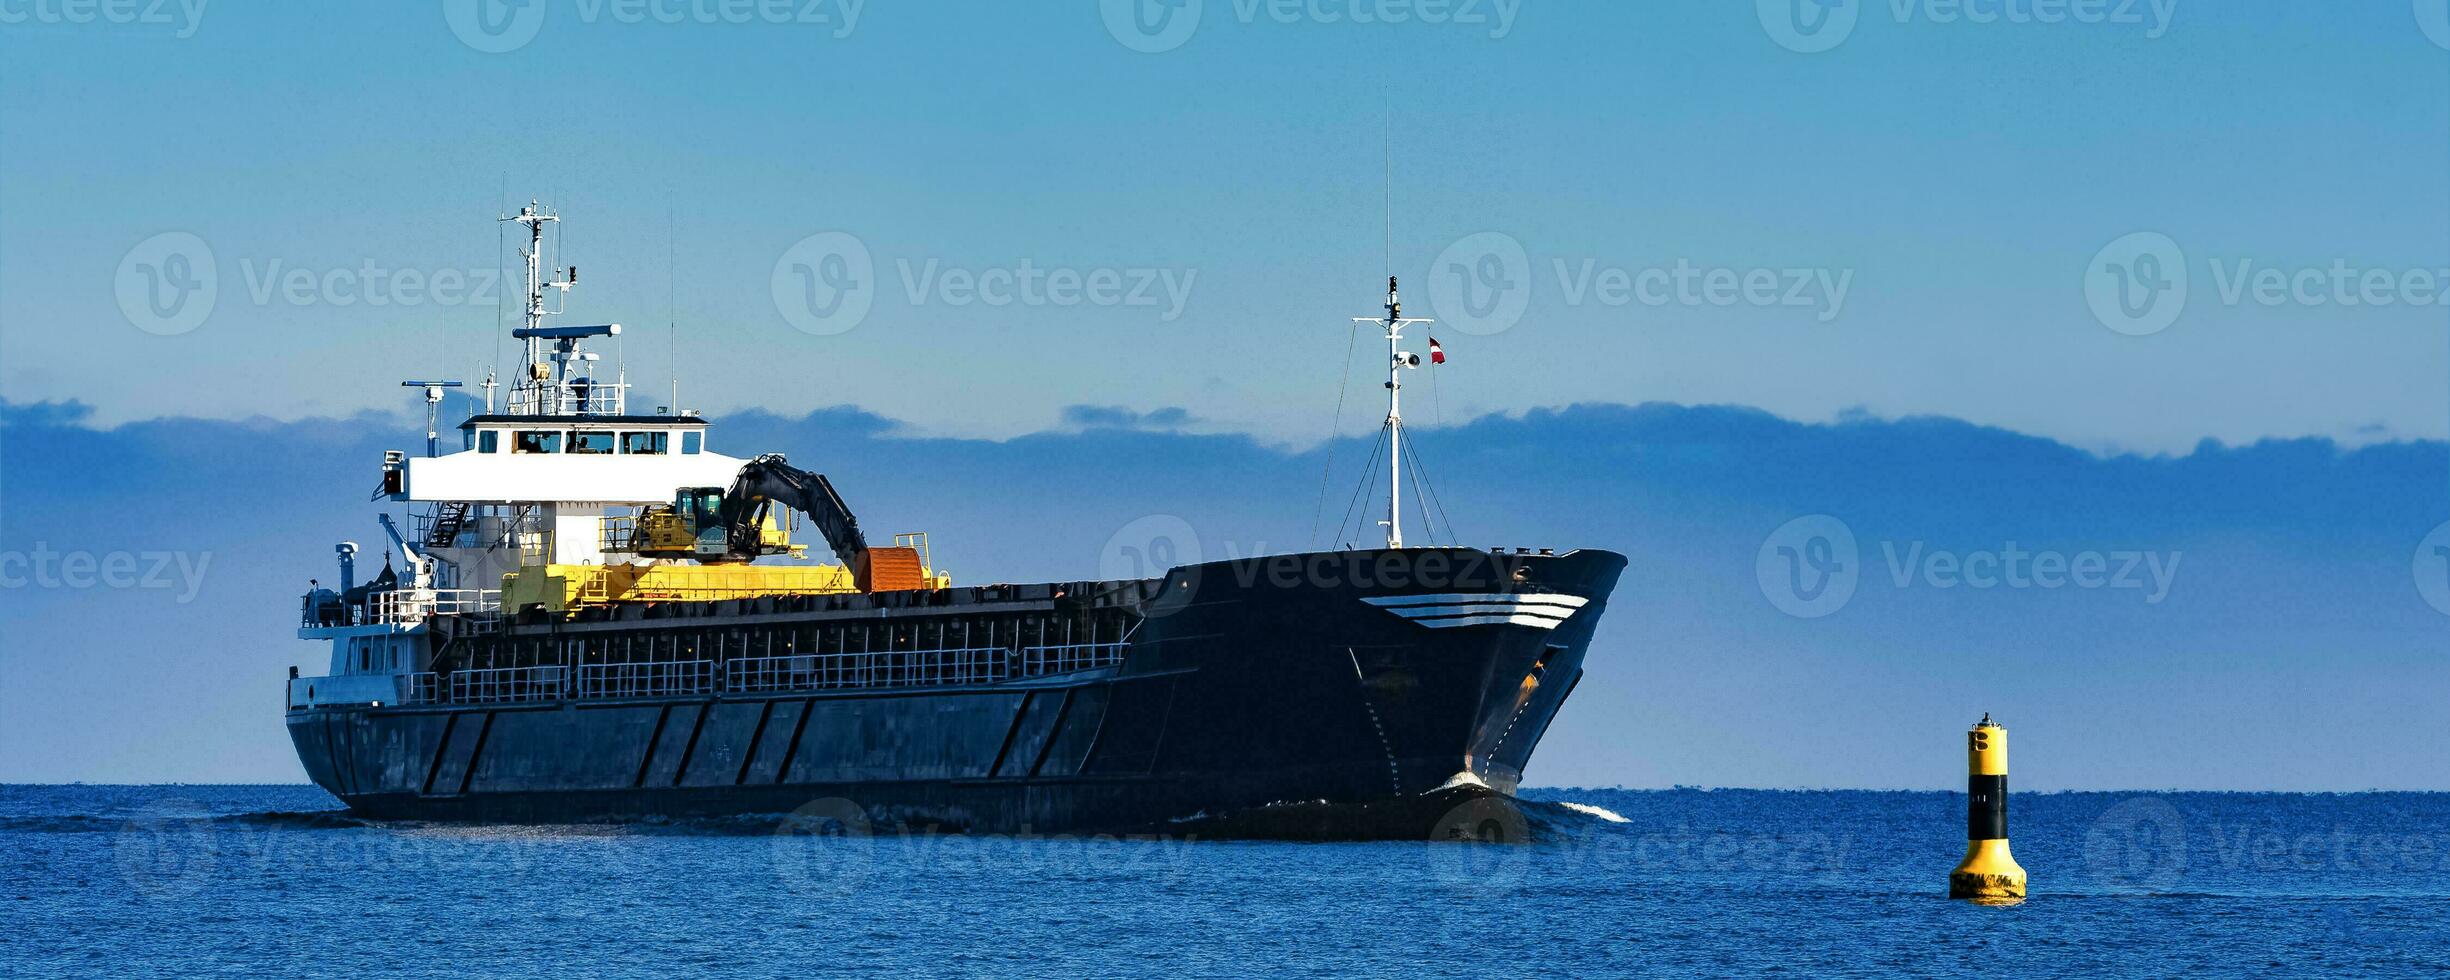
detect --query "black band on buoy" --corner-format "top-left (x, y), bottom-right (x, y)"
top-left (1966, 773), bottom-right (2008, 841)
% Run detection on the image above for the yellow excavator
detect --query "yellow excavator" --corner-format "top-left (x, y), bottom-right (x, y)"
top-left (634, 454), bottom-right (927, 592)
top-left (508, 455), bottom-right (932, 615)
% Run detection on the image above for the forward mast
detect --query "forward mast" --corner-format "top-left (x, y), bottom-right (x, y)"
top-left (1352, 276), bottom-right (1432, 550)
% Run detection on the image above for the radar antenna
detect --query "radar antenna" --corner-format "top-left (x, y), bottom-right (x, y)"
top-left (499, 201), bottom-right (625, 416)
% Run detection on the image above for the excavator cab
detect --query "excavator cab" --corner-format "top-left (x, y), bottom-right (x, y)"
top-left (680, 487), bottom-right (729, 558)
top-left (627, 487), bottom-right (802, 561)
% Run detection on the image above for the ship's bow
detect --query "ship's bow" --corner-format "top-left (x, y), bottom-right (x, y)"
top-left (1128, 546), bottom-right (1626, 828)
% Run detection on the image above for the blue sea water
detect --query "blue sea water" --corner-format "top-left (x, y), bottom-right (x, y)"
top-left (1, 786), bottom-right (2445, 977)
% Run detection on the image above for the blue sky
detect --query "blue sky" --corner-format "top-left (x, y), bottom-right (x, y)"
top-left (1, 2), bottom-right (2444, 450)
top-left (1, 3), bottom-right (2448, 788)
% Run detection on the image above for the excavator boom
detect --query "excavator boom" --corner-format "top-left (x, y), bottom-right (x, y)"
top-left (715, 454), bottom-right (926, 592)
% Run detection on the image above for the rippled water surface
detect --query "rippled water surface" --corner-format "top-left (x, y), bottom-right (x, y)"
top-left (3, 786), bottom-right (2446, 976)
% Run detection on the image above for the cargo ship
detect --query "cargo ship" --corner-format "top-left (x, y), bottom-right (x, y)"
top-left (285, 203), bottom-right (1625, 837)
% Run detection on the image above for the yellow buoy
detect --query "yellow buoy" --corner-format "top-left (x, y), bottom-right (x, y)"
top-left (1949, 713), bottom-right (2027, 904)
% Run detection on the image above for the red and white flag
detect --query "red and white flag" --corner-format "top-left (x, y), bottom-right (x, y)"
top-left (1428, 337), bottom-right (1446, 364)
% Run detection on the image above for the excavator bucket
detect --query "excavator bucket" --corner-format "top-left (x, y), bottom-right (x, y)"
top-left (859, 547), bottom-right (929, 593)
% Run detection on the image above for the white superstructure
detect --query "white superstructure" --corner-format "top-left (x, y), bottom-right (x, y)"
top-left (292, 203), bottom-right (759, 708)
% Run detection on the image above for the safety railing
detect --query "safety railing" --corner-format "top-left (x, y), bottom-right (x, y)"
top-left (400, 672), bottom-right (443, 705)
top-left (448, 665), bottom-right (565, 704)
top-left (600, 515), bottom-right (644, 554)
top-left (301, 589), bottom-right (502, 629)
top-left (1020, 642), bottom-right (1129, 677)
top-left (385, 642), bottom-right (1107, 707)
top-left (576, 659), bottom-right (717, 700)
top-left (727, 647), bottom-right (1011, 694)
top-left (507, 382), bottom-right (629, 417)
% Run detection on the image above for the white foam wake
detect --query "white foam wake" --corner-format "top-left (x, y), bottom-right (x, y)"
top-left (1554, 801), bottom-right (1631, 824)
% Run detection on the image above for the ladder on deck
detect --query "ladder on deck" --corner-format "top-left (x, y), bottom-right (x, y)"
top-left (426, 501), bottom-right (471, 549)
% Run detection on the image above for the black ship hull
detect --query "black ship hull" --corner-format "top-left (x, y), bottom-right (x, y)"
top-left (287, 547), bottom-right (1625, 837)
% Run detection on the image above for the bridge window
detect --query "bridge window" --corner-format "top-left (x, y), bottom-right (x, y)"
top-left (681, 431), bottom-right (703, 454)
top-left (478, 431), bottom-right (499, 454)
top-left (513, 431), bottom-right (562, 454)
top-left (621, 431), bottom-right (668, 455)
top-left (568, 431), bottom-right (616, 455)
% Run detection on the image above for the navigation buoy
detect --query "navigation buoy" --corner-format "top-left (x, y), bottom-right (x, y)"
top-left (1949, 713), bottom-right (2027, 904)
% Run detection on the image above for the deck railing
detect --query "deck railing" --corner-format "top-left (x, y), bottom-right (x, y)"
top-left (576, 659), bottom-right (717, 700)
top-left (385, 642), bottom-right (1124, 707)
top-left (401, 672), bottom-right (442, 704)
top-left (1020, 642), bottom-right (1129, 677)
top-left (727, 646), bottom-right (1011, 693)
top-left (301, 588), bottom-right (502, 630)
top-left (448, 665), bottom-right (565, 704)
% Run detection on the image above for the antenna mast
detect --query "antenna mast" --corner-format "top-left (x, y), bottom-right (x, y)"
top-left (499, 201), bottom-right (622, 416)
top-left (400, 380), bottom-right (463, 457)
top-left (1353, 277), bottom-right (1432, 549)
